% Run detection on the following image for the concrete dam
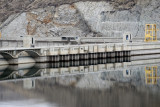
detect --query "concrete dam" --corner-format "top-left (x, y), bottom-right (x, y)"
top-left (0, 33), bottom-right (160, 65)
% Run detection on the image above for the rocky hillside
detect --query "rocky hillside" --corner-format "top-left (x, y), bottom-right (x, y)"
top-left (0, 0), bottom-right (159, 37)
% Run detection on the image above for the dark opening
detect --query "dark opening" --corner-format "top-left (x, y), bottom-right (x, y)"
top-left (32, 80), bottom-right (34, 87)
top-left (126, 35), bottom-right (128, 40)
top-left (126, 70), bottom-right (129, 75)
top-left (62, 37), bottom-right (67, 40)
top-left (32, 37), bottom-right (34, 44)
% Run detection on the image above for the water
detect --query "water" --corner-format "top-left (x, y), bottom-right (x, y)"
top-left (0, 58), bottom-right (160, 107)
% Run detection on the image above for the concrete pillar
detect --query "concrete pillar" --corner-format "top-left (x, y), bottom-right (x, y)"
top-left (70, 54), bottom-right (74, 60)
top-left (125, 51), bottom-right (131, 57)
top-left (80, 60), bottom-right (89, 65)
top-left (60, 55), bottom-right (69, 61)
top-left (115, 52), bottom-right (119, 57)
top-left (128, 51), bottom-right (131, 56)
top-left (98, 59), bottom-right (106, 64)
top-left (84, 54), bottom-right (88, 60)
top-left (35, 56), bottom-right (48, 63)
top-left (115, 51), bottom-right (123, 57)
top-left (128, 57), bottom-right (131, 62)
top-left (75, 54), bottom-right (79, 60)
top-left (123, 51), bottom-right (126, 57)
top-left (120, 52), bottom-right (123, 57)
top-left (75, 61), bottom-right (79, 66)
top-left (80, 54), bottom-right (89, 60)
top-left (89, 59), bottom-right (97, 65)
top-left (103, 53), bottom-right (106, 58)
top-left (50, 62), bottom-right (60, 68)
top-left (56, 62), bottom-right (60, 68)
top-left (98, 53), bottom-right (100, 58)
top-left (111, 58), bottom-right (116, 63)
top-left (107, 58), bottom-right (111, 63)
top-left (60, 55), bottom-right (63, 61)
top-left (48, 56), bottom-right (54, 62)
top-left (116, 57), bottom-right (123, 62)
top-left (51, 56), bottom-right (60, 62)
top-left (98, 53), bottom-right (106, 58)
top-left (93, 53), bottom-right (97, 59)
top-left (66, 55), bottom-right (70, 61)
top-left (107, 52), bottom-right (111, 58)
top-left (120, 57), bottom-right (123, 62)
top-left (123, 57), bottom-right (128, 62)
top-left (70, 61), bottom-right (74, 66)
top-left (80, 54), bottom-right (83, 60)
top-left (89, 53), bottom-right (92, 59)
top-left (7, 58), bottom-right (18, 65)
top-left (111, 52), bottom-right (115, 57)
top-left (70, 54), bottom-right (79, 60)
top-left (70, 54), bottom-right (72, 60)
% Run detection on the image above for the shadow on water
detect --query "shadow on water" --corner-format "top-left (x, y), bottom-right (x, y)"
top-left (0, 57), bottom-right (160, 107)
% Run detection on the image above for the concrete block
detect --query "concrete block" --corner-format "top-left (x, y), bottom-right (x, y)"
top-left (84, 46), bottom-right (88, 51)
top-left (49, 48), bottom-right (59, 55)
top-left (106, 44), bottom-right (114, 52)
top-left (114, 63), bottom-right (123, 68)
top-left (106, 64), bottom-right (114, 70)
top-left (79, 46), bottom-right (84, 53)
top-left (94, 45), bottom-right (98, 52)
top-left (23, 36), bottom-right (35, 48)
top-left (98, 44), bottom-right (106, 52)
top-left (98, 64), bottom-right (106, 70)
top-left (114, 43), bottom-right (123, 51)
top-left (93, 65), bottom-right (98, 72)
top-left (122, 62), bottom-right (131, 68)
top-left (79, 66), bottom-right (84, 72)
top-left (122, 44), bottom-right (131, 50)
top-left (49, 68), bottom-right (59, 75)
top-left (84, 68), bottom-right (89, 72)
top-left (89, 45), bottom-right (94, 53)
top-left (60, 68), bottom-right (69, 74)
top-left (70, 67), bottom-right (78, 73)
top-left (89, 65), bottom-right (93, 72)
top-left (60, 48), bottom-right (69, 55)
top-left (69, 47), bottom-right (79, 54)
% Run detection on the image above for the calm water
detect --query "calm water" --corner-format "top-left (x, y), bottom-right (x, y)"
top-left (0, 58), bottom-right (160, 107)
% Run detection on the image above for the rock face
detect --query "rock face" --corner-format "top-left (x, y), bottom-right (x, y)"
top-left (0, 0), bottom-right (159, 38)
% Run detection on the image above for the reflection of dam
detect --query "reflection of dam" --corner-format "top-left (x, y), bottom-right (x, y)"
top-left (145, 66), bottom-right (160, 85)
top-left (1, 56), bottom-right (160, 82)
top-left (0, 57), bottom-right (130, 81)
top-left (1, 66), bottom-right (160, 107)
top-left (0, 59), bottom-right (160, 107)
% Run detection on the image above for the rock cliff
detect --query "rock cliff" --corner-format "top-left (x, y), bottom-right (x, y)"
top-left (0, 0), bottom-right (159, 37)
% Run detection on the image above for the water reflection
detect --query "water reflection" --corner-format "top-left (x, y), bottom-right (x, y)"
top-left (0, 57), bottom-right (160, 107)
top-left (0, 57), bottom-right (130, 81)
top-left (145, 66), bottom-right (160, 85)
